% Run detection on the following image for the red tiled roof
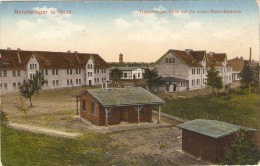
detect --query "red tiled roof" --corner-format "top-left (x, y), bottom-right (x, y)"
top-left (227, 57), bottom-right (245, 71)
top-left (0, 50), bottom-right (32, 69)
top-left (212, 53), bottom-right (226, 62)
top-left (0, 49), bottom-right (109, 70)
top-left (190, 51), bottom-right (206, 62)
top-left (207, 54), bottom-right (224, 67)
top-left (169, 50), bottom-right (203, 67)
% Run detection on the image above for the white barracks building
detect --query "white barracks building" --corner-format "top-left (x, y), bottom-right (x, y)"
top-left (0, 49), bottom-right (109, 92)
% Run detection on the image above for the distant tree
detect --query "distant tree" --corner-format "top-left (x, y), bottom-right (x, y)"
top-left (143, 68), bottom-right (162, 91)
top-left (240, 61), bottom-right (254, 93)
top-left (110, 68), bottom-right (123, 86)
top-left (19, 70), bottom-right (47, 106)
top-left (14, 97), bottom-right (30, 121)
top-left (222, 128), bottom-right (260, 165)
top-left (206, 66), bottom-right (223, 93)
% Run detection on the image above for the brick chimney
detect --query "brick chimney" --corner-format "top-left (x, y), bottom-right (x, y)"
top-left (119, 53), bottom-right (123, 63)
top-left (249, 47), bottom-right (252, 62)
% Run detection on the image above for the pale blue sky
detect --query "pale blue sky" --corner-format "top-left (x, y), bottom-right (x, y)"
top-left (0, 0), bottom-right (259, 62)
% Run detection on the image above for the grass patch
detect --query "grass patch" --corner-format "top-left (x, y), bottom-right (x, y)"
top-left (162, 93), bottom-right (260, 129)
top-left (1, 126), bottom-right (121, 166)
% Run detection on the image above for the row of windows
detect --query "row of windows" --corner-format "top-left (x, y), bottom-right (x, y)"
top-left (192, 68), bottom-right (205, 75)
top-left (166, 57), bottom-right (175, 63)
top-left (67, 69), bottom-right (81, 75)
top-left (0, 82), bottom-right (21, 90)
top-left (94, 68), bottom-right (107, 74)
top-left (191, 79), bottom-right (201, 86)
top-left (0, 70), bottom-right (22, 77)
top-left (52, 80), bottom-right (59, 87)
top-left (94, 77), bottom-right (107, 83)
top-left (0, 83), bottom-right (8, 90)
top-left (87, 64), bottom-right (93, 69)
top-left (67, 79), bottom-right (82, 85)
top-left (87, 72), bottom-right (93, 77)
top-left (123, 73), bottom-right (141, 78)
top-left (30, 64), bottom-right (37, 70)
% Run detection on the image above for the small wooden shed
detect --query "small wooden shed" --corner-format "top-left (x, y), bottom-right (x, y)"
top-left (177, 119), bottom-right (240, 163)
top-left (74, 87), bottom-right (164, 126)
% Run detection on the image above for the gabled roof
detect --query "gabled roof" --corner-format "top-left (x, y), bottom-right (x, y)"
top-left (0, 49), bottom-right (109, 70)
top-left (154, 49), bottom-right (203, 67)
top-left (212, 53), bottom-right (227, 63)
top-left (177, 119), bottom-right (240, 138)
top-left (84, 87), bottom-right (165, 107)
top-left (207, 54), bottom-right (224, 67)
top-left (189, 50), bottom-right (206, 62)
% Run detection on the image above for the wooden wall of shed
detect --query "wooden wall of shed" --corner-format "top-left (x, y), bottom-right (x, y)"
top-left (182, 129), bottom-right (217, 163)
top-left (182, 129), bottom-right (237, 163)
top-left (98, 105), bottom-right (153, 126)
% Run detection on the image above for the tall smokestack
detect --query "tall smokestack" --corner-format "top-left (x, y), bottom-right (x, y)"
top-left (249, 47), bottom-right (252, 62)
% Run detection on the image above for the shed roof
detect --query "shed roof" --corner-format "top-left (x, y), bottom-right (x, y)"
top-left (86, 87), bottom-right (165, 107)
top-left (110, 67), bottom-right (143, 71)
top-left (177, 119), bottom-right (240, 138)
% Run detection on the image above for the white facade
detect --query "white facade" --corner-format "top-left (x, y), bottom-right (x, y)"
top-left (110, 67), bottom-right (145, 80)
top-left (154, 50), bottom-right (207, 92)
top-left (0, 50), bottom-right (110, 92)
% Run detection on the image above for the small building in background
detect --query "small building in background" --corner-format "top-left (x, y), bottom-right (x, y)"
top-left (227, 57), bottom-right (244, 81)
top-left (75, 87), bottom-right (164, 126)
top-left (110, 67), bottom-right (145, 80)
top-left (177, 119), bottom-right (240, 163)
top-left (119, 53), bottom-right (124, 64)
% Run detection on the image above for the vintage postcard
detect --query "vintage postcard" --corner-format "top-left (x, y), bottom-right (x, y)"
top-left (0, 0), bottom-right (259, 165)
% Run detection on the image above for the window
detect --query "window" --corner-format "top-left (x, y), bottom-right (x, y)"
top-left (192, 79), bottom-right (195, 86)
top-left (67, 79), bottom-right (69, 85)
top-left (67, 69), bottom-right (69, 75)
top-left (12, 70), bottom-right (16, 77)
top-left (197, 79), bottom-right (200, 85)
top-left (4, 83), bottom-right (7, 90)
top-left (104, 69), bottom-right (106, 73)
top-left (13, 83), bottom-right (16, 88)
top-left (97, 78), bottom-right (99, 83)
top-left (138, 73), bottom-right (140, 78)
top-left (70, 79), bottom-right (73, 85)
top-left (76, 69), bottom-right (78, 74)
top-left (0, 70), bottom-right (2, 77)
top-left (56, 69), bottom-right (58, 75)
top-left (203, 68), bottom-right (205, 74)
top-left (45, 69), bottom-right (48, 75)
top-left (76, 79), bottom-right (78, 85)
top-left (94, 78), bottom-right (97, 83)
top-left (0, 83), bottom-right (2, 90)
top-left (91, 102), bottom-right (96, 115)
top-left (197, 68), bottom-right (200, 75)
top-left (30, 64), bottom-right (32, 70)
top-left (79, 79), bottom-right (81, 84)
top-left (56, 80), bottom-right (59, 86)
top-left (52, 80), bottom-right (55, 86)
top-left (4, 70), bottom-right (7, 77)
top-left (124, 73), bottom-right (127, 78)
top-left (82, 100), bottom-right (86, 111)
top-left (79, 69), bottom-right (81, 74)
top-left (166, 58), bottom-right (169, 63)
top-left (52, 69), bottom-right (55, 75)
top-left (35, 64), bottom-right (37, 69)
